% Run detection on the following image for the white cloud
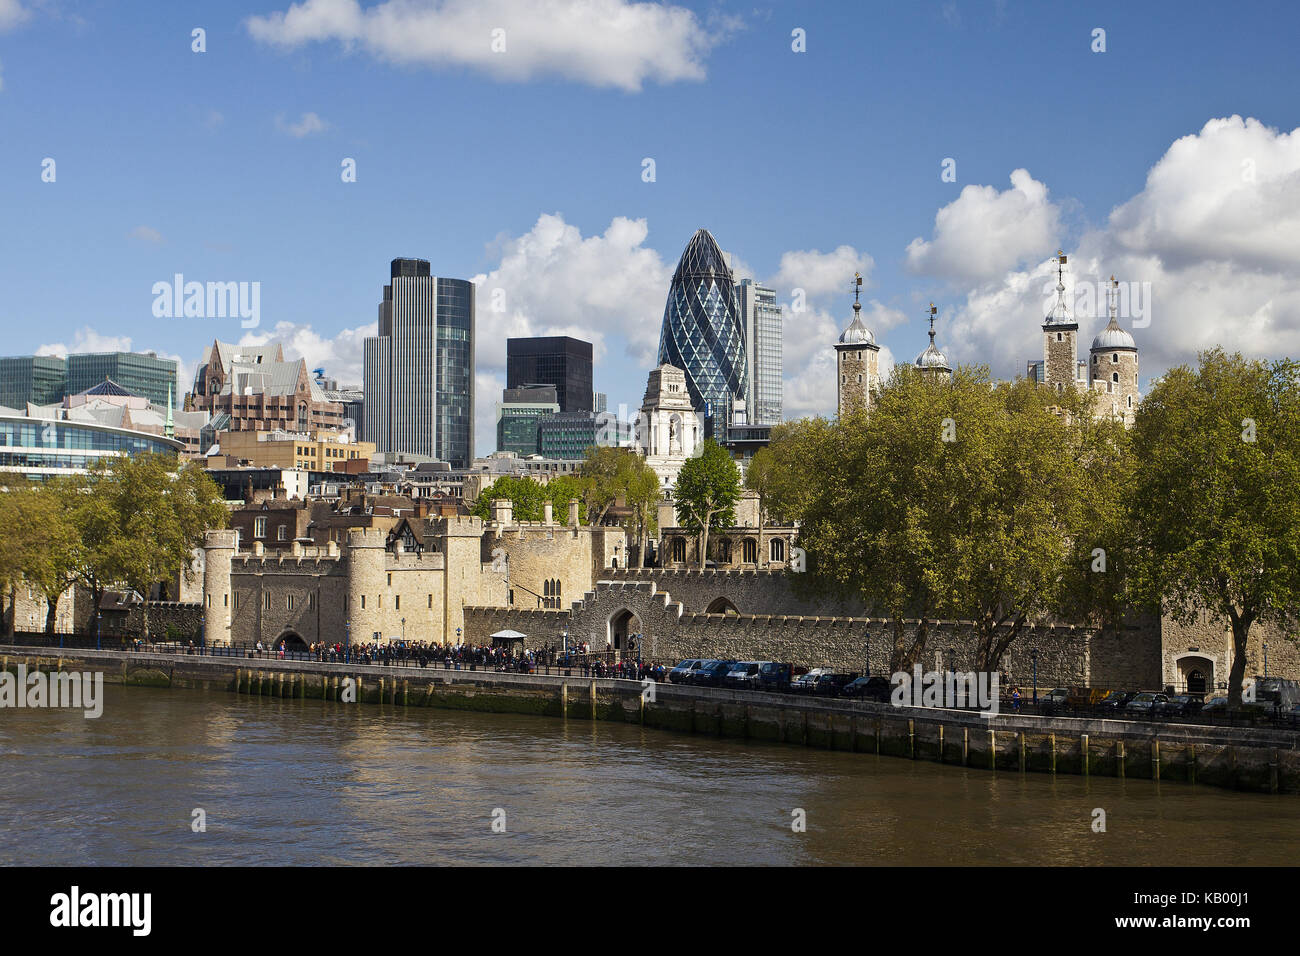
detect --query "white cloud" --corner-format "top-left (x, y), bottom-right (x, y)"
top-left (1108, 115), bottom-right (1300, 274)
top-left (37, 327), bottom-right (135, 358)
top-left (769, 245), bottom-right (875, 301)
top-left (127, 225), bottom-right (165, 244)
top-left (246, 0), bottom-right (734, 92)
top-left (276, 111), bottom-right (329, 137)
top-left (0, 0), bottom-right (29, 32)
top-left (932, 117), bottom-right (1300, 384)
top-left (471, 212), bottom-right (673, 373)
top-left (905, 168), bottom-right (1060, 284)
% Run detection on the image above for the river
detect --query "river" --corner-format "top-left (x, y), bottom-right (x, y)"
top-left (2, 684), bottom-right (1297, 865)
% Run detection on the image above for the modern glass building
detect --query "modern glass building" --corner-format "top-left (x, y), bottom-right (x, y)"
top-left (66, 352), bottom-right (178, 408)
top-left (537, 411), bottom-right (600, 460)
top-left (0, 355), bottom-right (67, 408)
top-left (0, 413), bottom-right (182, 480)
top-left (496, 385), bottom-right (559, 455)
top-left (735, 279), bottom-right (783, 425)
top-left (364, 259), bottom-right (475, 469)
top-left (506, 336), bottom-right (593, 414)
top-left (657, 229), bottom-right (747, 435)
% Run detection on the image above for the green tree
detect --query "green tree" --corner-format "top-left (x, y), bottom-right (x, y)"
top-left (470, 475), bottom-right (549, 522)
top-left (1130, 349), bottom-right (1300, 706)
top-left (79, 454), bottom-right (228, 638)
top-left (796, 366), bottom-right (1090, 671)
top-left (763, 417), bottom-right (837, 525)
top-left (580, 446), bottom-right (628, 524)
top-left (18, 478), bottom-right (83, 633)
top-left (674, 440), bottom-right (740, 568)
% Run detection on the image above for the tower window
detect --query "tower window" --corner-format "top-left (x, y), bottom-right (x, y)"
top-left (1112, 372), bottom-right (1119, 383)
top-left (1112, 353), bottom-right (1119, 363)
top-left (1056, 333), bottom-right (1063, 342)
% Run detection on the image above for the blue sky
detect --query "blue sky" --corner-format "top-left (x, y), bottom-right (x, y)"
top-left (2, 0), bottom-right (1298, 455)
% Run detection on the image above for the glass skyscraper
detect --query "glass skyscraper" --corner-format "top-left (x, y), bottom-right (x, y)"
top-left (506, 336), bottom-right (593, 414)
top-left (735, 278), bottom-right (783, 425)
top-left (363, 259), bottom-right (475, 468)
top-left (657, 229), bottom-right (747, 434)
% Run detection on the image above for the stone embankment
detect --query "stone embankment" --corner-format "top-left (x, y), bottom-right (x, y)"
top-left (5, 646), bottom-right (1297, 795)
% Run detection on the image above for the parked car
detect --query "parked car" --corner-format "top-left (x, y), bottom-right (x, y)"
top-left (1201, 695), bottom-right (1231, 714)
top-left (1041, 688), bottom-right (1070, 705)
top-left (724, 661), bottom-right (765, 689)
top-left (1125, 692), bottom-right (1170, 716)
top-left (668, 659), bottom-right (705, 684)
top-left (1095, 690), bottom-right (1137, 714)
top-left (688, 659), bottom-right (738, 688)
top-left (757, 662), bottom-right (797, 692)
top-left (1155, 694), bottom-right (1204, 718)
top-left (790, 668), bottom-right (828, 694)
top-left (842, 675), bottom-right (893, 702)
top-left (811, 671), bottom-right (860, 697)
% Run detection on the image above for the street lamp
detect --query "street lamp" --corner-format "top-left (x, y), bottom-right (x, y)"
top-left (946, 647), bottom-right (955, 676)
top-left (401, 617), bottom-right (406, 643)
top-left (1263, 640), bottom-right (1268, 679)
top-left (95, 611), bottom-right (102, 652)
top-left (345, 618), bottom-right (351, 664)
top-left (1030, 648), bottom-right (1039, 704)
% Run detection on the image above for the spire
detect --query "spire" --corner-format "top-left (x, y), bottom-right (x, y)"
top-left (915, 302), bottom-right (951, 374)
top-left (165, 382), bottom-right (174, 439)
top-left (1106, 274), bottom-right (1121, 328)
top-left (1044, 250), bottom-right (1074, 327)
top-left (837, 273), bottom-right (875, 346)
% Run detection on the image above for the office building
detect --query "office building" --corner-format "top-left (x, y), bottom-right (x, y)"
top-left (506, 336), bottom-right (593, 414)
top-left (0, 355), bottom-right (67, 408)
top-left (735, 279), bottom-right (783, 425)
top-left (66, 351), bottom-right (177, 408)
top-left (496, 384), bottom-right (559, 456)
top-left (364, 259), bottom-right (475, 468)
top-left (189, 340), bottom-right (346, 434)
top-left (657, 229), bottom-right (747, 436)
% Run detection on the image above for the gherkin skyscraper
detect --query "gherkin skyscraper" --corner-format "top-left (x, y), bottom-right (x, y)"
top-left (657, 229), bottom-right (747, 432)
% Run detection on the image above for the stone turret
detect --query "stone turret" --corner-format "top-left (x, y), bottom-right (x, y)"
top-left (202, 529), bottom-right (238, 646)
top-left (835, 273), bottom-right (879, 416)
top-left (568, 499), bottom-right (580, 527)
top-left (346, 528), bottom-right (387, 645)
top-left (491, 498), bottom-right (514, 526)
top-left (1041, 251), bottom-right (1080, 393)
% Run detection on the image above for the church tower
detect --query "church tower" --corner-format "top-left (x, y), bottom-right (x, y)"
top-left (835, 273), bottom-right (879, 417)
top-left (1041, 251), bottom-right (1081, 394)
top-left (1089, 275), bottom-right (1141, 425)
top-left (914, 303), bottom-right (952, 382)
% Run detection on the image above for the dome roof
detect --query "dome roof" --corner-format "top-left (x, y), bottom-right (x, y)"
top-left (1091, 319), bottom-right (1136, 352)
top-left (838, 301), bottom-right (875, 346)
top-left (838, 316), bottom-right (874, 346)
top-left (915, 342), bottom-right (950, 370)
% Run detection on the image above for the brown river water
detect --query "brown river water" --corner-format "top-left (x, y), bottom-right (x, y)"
top-left (1, 684), bottom-right (1297, 865)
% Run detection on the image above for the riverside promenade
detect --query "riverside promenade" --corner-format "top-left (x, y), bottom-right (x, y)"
top-left (5, 644), bottom-right (1298, 795)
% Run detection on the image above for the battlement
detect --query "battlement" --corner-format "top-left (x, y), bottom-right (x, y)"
top-left (604, 567), bottom-right (789, 579)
